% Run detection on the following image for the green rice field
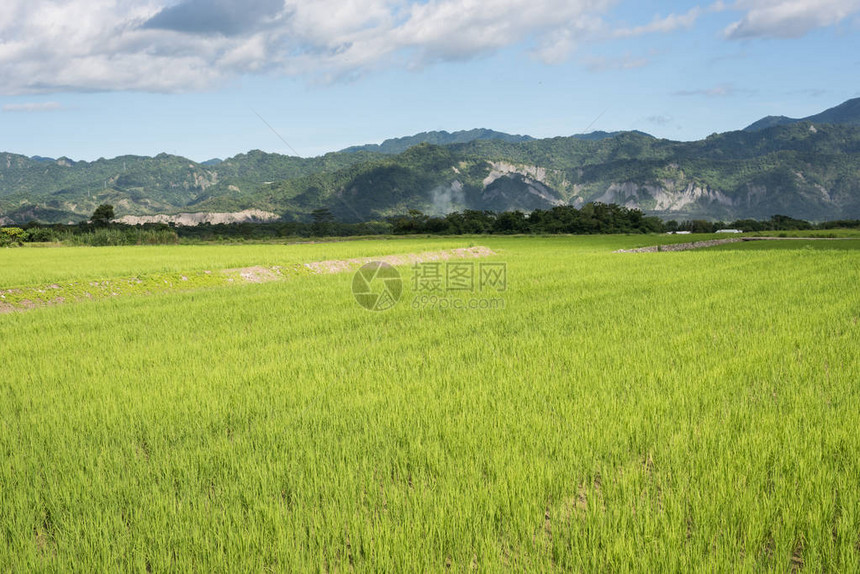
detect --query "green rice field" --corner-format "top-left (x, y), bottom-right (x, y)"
top-left (708, 238), bottom-right (860, 251)
top-left (1, 235), bottom-right (859, 571)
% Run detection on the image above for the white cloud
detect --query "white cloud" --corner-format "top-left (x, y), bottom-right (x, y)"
top-left (533, 15), bottom-right (606, 64)
top-left (613, 7), bottom-right (702, 38)
top-left (674, 83), bottom-right (756, 97)
top-left (583, 54), bottom-right (649, 71)
top-left (2, 102), bottom-right (64, 112)
top-left (645, 114), bottom-right (672, 125)
top-left (4, 0), bottom-right (792, 94)
top-left (722, 0), bottom-right (860, 39)
top-left (0, 0), bottom-right (626, 94)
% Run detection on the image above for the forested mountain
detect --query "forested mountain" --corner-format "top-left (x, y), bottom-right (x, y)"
top-left (0, 150), bottom-right (381, 224)
top-left (340, 129), bottom-right (534, 154)
top-left (744, 97), bottom-right (860, 131)
top-left (3, 100), bottom-right (860, 224)
top-left (338, 128), bottom-right (652, 154)
top-left (261, 123), bottom-right (860, 222)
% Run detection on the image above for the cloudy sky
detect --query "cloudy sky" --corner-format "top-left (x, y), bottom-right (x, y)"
top-left (1, 0), bottom-right (858, 161)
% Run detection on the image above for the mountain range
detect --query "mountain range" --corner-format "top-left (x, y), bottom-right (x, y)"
top-left (744, 97), bottom-right (860, 132)
top-left (340, 129), bottom-right (535, 155)
top-left (2, 98), bottom-right (860, 225)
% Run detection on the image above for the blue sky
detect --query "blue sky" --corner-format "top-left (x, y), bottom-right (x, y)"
top-left (1, 0), bottom-right (858, 162)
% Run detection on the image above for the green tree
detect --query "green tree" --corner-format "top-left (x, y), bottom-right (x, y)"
top-left (493, 211), bottom-right (528, 234)
top-left (0, 227), bottom-right (28, 246)
top-left (310, 207), bottom-right (335, 236)
top-left (91, 204), bottom-right (115, 226)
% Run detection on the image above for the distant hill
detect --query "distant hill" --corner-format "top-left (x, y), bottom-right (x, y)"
top-left (304, 125), bottom-right (860, 222)
top-left (745, 97), bottom-right (860, 131)
top-left (341, 129), bottom-right (533, 154)
top-left (805, 98), bottom-right (860, 126)
top-left (571, 130), bottom-right (653, 141)
top-left (0, 149), bottom-right (380, 224)
top-left (3, 103), bottom-right (860, 224)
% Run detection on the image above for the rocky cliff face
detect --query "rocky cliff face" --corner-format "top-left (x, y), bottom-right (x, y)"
top-left (592, 182), bottom-right (735, 212)
top-left (478, 162), bottom-right (565, 211)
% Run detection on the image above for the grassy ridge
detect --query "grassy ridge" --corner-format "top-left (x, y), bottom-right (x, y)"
top-left (0, 238), bottom-right (478, 288)
top-left (708, 239), bottom-right (860, 251)
top-left (1, 237), bottom-right (859, 570)
top-left (0, 234), bottom-right (729, 289)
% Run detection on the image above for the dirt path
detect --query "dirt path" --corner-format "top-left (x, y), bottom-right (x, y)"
top-left (302, 246), bottom-right (495, 274)
top-left (228, 246), bottom-right (495, 281)
top-left (0, 246), bottom-right (497, 314)
top-left (614, 236), bottom-right (852, 253)
top-left (614, 239), bottom-right (743, 253)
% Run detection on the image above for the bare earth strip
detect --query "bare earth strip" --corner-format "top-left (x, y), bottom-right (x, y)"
top-left (614, 239), bottom-right (744, 253)
top-left (302, 246), bottom-right (495, 274)
top-left (0, 247), bottom-right (496, 314)
top-left (614, 236), bottom-right (851, 253)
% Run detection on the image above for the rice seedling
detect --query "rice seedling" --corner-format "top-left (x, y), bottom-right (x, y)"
top-left (1, 236), bottom-right (858, 571)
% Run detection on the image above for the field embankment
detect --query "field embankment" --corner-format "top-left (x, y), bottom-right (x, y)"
top-left (0, 246), bottom-right (495, 313)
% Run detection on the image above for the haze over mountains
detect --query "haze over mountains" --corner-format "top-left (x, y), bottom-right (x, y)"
top-left (2, 98), bottom-right (860, 225)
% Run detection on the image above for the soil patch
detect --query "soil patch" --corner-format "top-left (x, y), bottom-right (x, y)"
top-left (615, 236), bottom-right (852, 253)
top-left (0, 246), bottom-right (497, 314)
top-left (304, 246), bottom-right (496, 275)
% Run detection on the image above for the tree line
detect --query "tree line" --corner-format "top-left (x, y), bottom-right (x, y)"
top-left (2, 202), bottom-right (859, 246)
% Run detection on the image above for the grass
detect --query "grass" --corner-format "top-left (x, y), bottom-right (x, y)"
top-left (1, 236), bottom-right (859, 571)
top-left (0, 237), bottom-right (474, 288)
top-left (743, 229), bottom-right (860, 238)
top-left (707, 238), bottom-right (860, 251)
top-left (0, 234), bottom-right (724, 289)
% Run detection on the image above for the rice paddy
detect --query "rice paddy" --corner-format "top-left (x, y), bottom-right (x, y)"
top-left (1, 235), bottom-right (859, 571)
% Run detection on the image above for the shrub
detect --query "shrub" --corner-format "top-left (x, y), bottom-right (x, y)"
top-left (0, 227), bottom-right (28, 247)
top-left (25, 227), bottom-right (60, 242)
